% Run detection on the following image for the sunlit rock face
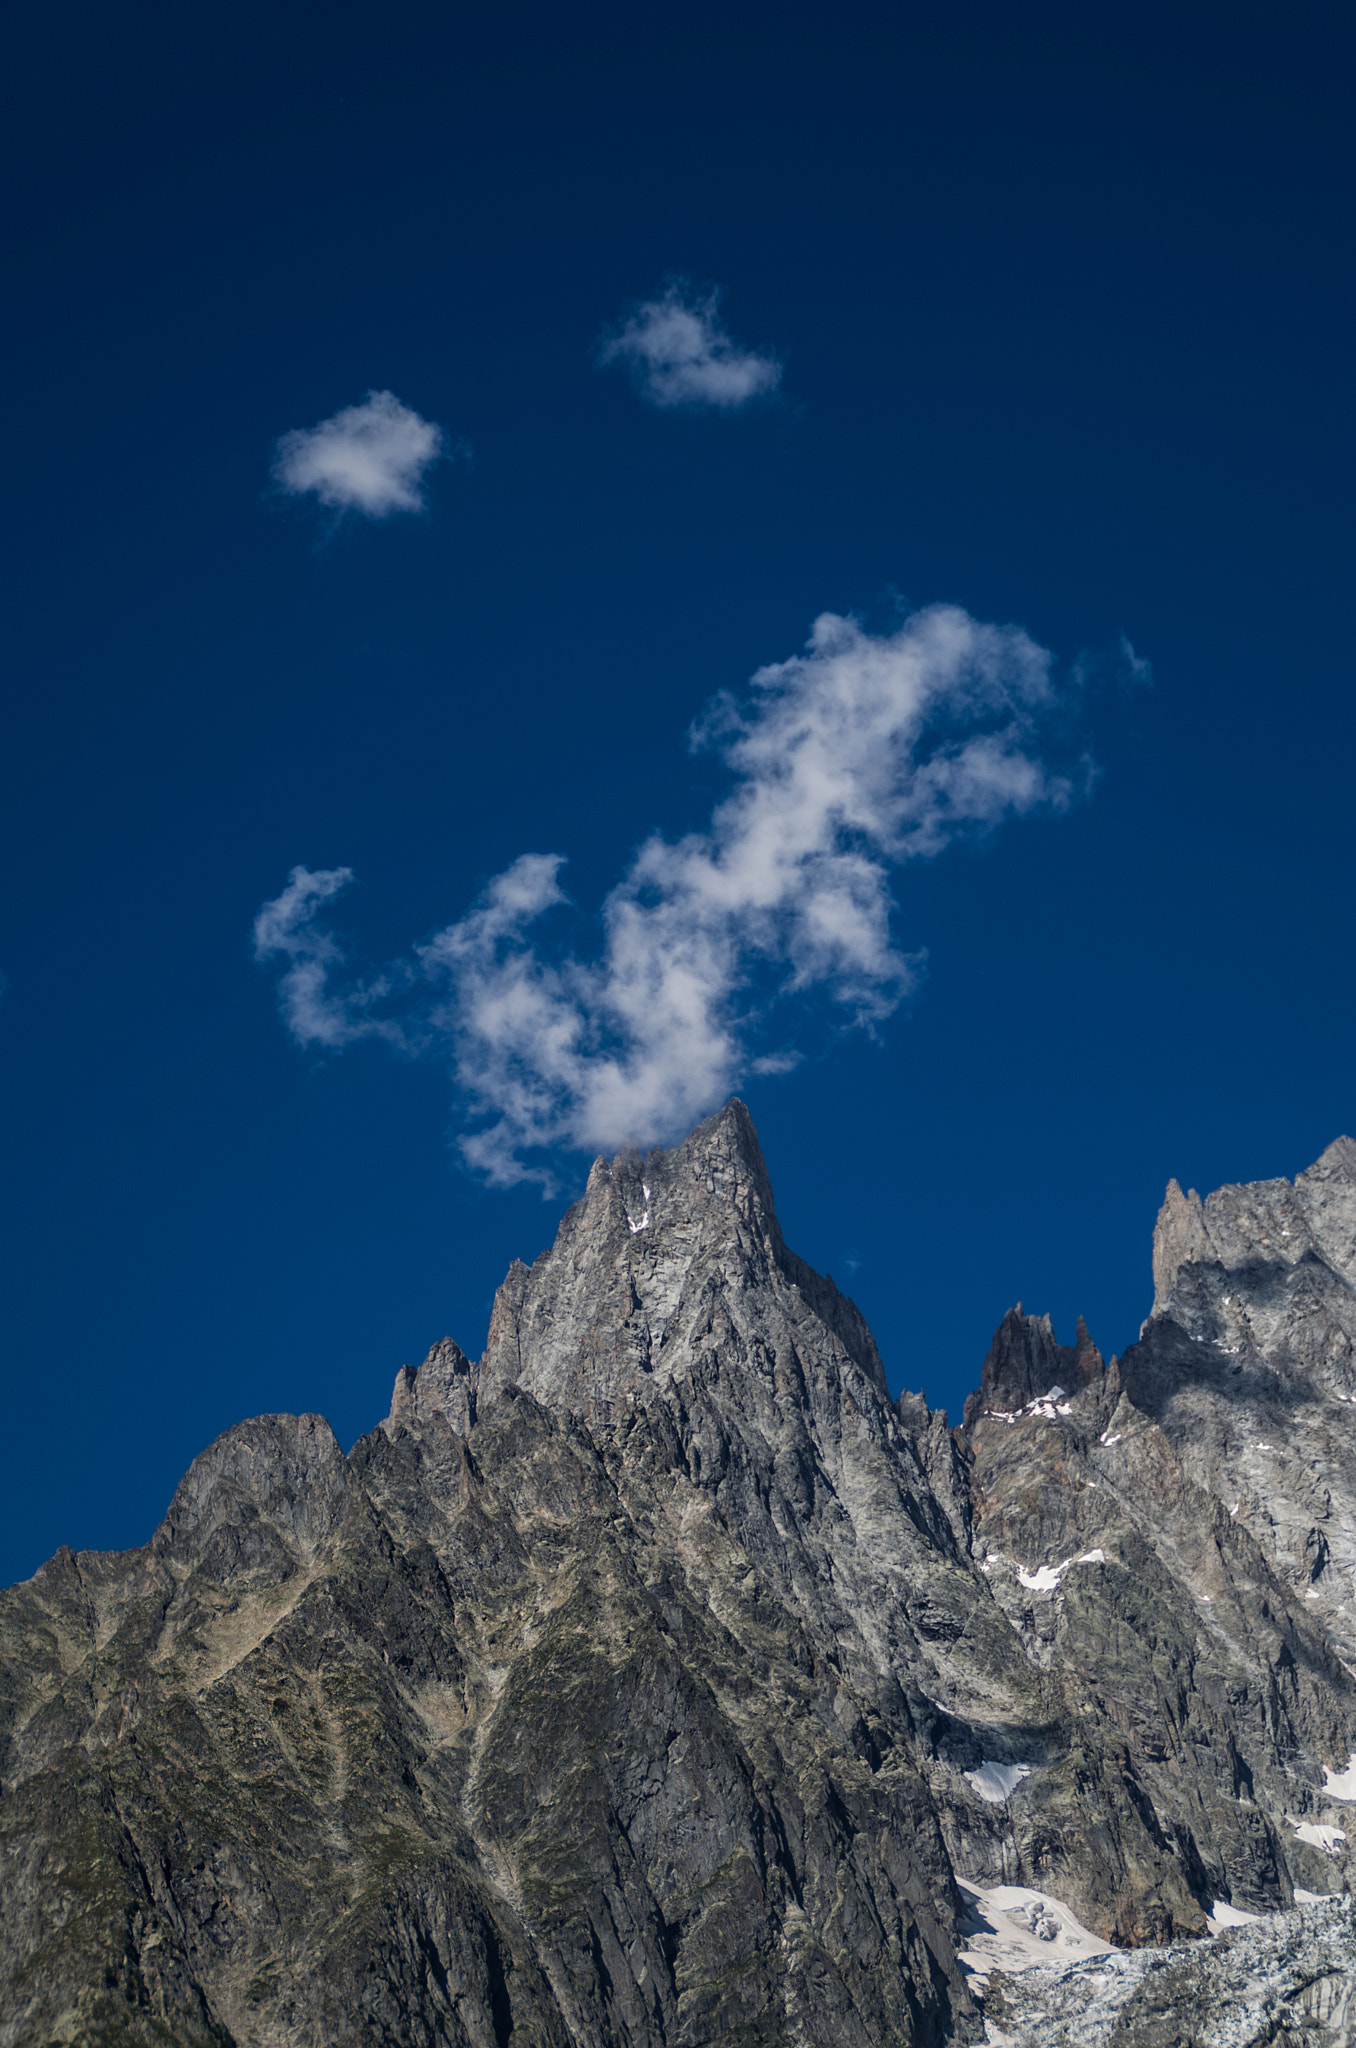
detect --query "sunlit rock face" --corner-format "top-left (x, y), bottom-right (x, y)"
top-left (1123, 1137), bottom-right (1356, 1664)
top-left (2, 1106), bottom-right (1355, 2046)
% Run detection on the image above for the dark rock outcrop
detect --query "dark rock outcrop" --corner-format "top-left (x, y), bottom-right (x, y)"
top-left (961, 1309), bottom-right (1105, 1426)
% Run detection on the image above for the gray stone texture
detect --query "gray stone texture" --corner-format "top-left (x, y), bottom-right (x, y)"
top-left (981, 1895), bottom-right (1356, 2046)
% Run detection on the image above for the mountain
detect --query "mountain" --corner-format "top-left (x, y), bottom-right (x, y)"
top-left (3, 1103), bottom-right (1355, 2048)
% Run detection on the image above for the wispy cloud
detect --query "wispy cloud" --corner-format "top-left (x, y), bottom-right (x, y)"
top-left (601, 282), bottom-right (781, 410)
top-left (252, 865), bottom-right (409, 1048)
top-left (255, 605), bottom-right (1087, 1189)
top-left (273, 389), bottom-right (446, 516)
top-left (1119, 635), bottom-right (1153, 687)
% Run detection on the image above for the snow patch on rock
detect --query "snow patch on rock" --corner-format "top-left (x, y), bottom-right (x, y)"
top-left (1016, 1550), bottom-right (1107, 1591)
top-left (966, 1759), bottom-right (1033, 1803)
top-left (956, 1879), bottom-right (1109, 1993)
top-left (1323, 1753), bottom-right (1356, 1801)
top-left (1294, 1821), bottom-right (1348, 1853)
top-left (1208, 1898), bottom-right (1262, 1930)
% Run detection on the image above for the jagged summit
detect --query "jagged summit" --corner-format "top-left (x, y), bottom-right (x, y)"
top-left (391, 1096), bottom-right (890, 1432)
top-left (566, 1096), bottom-right (778, 1253)
top-left (1124, 1130), bottom-right (1356, 1665)
top-left (961, 1305), bottom-right (1105, 1425)
top-left (1151, 1134), bottom-right (1356, 1313)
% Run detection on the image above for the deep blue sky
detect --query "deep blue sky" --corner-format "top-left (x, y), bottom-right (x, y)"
top-left (2, 0), bottom-right (1352, 1588)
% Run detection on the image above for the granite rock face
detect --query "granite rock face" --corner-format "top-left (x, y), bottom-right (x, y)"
top-left (3, 1106), bottom-right (1356, 2047)
top-left (1126, 1138), bottom-right (1356, 1667)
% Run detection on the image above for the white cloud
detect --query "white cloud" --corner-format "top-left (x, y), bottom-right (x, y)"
top-left (273, 390), bottom-right (445, 516)
top-left (255, 604), bottom-right (1085, 1189)
top-left (252, 865), bottom-right (408, 1049)
top-left (601, 283), bottom-right (781, 409)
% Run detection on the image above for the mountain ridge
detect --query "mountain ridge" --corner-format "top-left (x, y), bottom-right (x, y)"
top-left (4, 1102), bottom-right (1356, 2047)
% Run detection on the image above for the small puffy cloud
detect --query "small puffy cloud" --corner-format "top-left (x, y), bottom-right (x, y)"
top-left (601, 283), bottom-right (781, 410)
top-left (255, 604), bottom-right (1089, 1191)
top-left (273, 390), bottom-right (445, 516)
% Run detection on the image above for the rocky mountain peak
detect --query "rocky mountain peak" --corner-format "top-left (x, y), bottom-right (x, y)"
top-left (581, 1094), bottom-right (781, 1256)
top-left (11, 1113), bottom-right (1356, 2047)
top-left (962, 1303), bottom-right (1105, 1424)
top-left (1150, 1136), bottom-right (1356, 1315)
top-left (1151, 1179), bottom-right (1212, 1311)
top-left (1124, 1132), bottom-right (1356, 1664)
top-left (468, 1097), bottom-right (892, 1422)
top-left (384, 1097), bottom-right (894, 1447)
top-left (385, 1335), bottom-right (476, 1436)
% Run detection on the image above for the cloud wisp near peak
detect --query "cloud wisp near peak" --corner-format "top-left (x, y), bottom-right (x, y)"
top-left (255, 605), bottom-right (1087, 1188)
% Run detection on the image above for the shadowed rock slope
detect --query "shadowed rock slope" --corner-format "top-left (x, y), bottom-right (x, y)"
top-left (3, 1105), bottom-right (1356, 2047)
